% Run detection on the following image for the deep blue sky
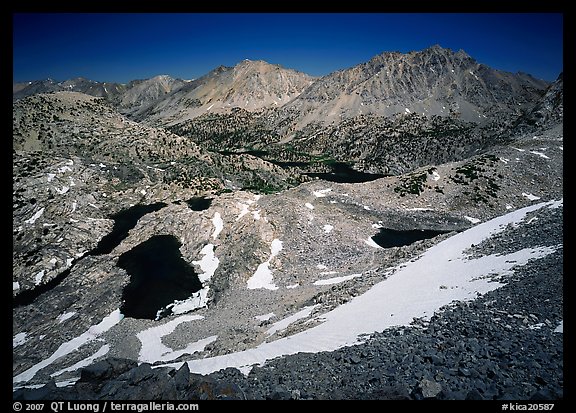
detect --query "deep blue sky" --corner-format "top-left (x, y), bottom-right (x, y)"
top-left (13, 13), bottom-right (563, 83)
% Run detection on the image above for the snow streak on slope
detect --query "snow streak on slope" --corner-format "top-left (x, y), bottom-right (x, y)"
top-left (157, 200), bottom-right (561, 375)
top-left (13, 309), bottom-right (124, 384)
top-left (247, 239), bottom-right (283, 290)
top-left (137, 314), bottom-right (217, 363)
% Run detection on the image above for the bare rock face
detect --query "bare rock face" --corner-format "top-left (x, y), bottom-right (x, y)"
top-left (133, 59), bottom-right (316, 126)
top-left (513, 72), bottom-right (563, 133)
top-left (118, 75), bottom-right (187, 113)
top-left (275, 45), bottom-right (548, 130)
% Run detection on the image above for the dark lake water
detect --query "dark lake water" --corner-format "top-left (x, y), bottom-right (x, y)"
top-left (91, 202), bottom-right (167, 255)
top-left (118, 234), bottom-right (202, 320)
top-left (305, 162), bottom-right (386, 183)
top-left (175, 197), bottom-right (212, 211)
top-left (218, 150), bottom-right (386, 184)
top-left (371, 228), bottom-right (449, 248)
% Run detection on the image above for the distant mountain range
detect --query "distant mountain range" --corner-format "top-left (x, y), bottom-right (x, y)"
top-left (13, 45), bottom-right (552, 129)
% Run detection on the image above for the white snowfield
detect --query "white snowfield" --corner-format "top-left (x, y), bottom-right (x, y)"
top-left (155, 199), bottom-right (562, 375)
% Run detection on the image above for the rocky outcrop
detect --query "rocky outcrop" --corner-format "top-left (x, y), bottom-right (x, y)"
top-left (13, 359), bottom-right (245, 400)
top-left (513, 72), bottom-right (563, 133)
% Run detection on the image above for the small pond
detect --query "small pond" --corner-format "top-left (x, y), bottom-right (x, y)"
top-left (118, 234), bottom-right (202, 320)
top-left (371, 228), bottom-right (449, 248)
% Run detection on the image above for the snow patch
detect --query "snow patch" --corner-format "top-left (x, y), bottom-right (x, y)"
top-left (511, 147), bottom-right (525, 152)
top-left (432, 171), bottom-right (441, 181)
top-left (316, 264), bottom-right (328, 270)
top-left (212, 212), bottom-right (223, 239)
top-left (314, 273), bottom-right (362, 286)
top-left (247, 239), bottom-right (283, 290)
top-left (554, 321), bottom-right (563, 333)
top-left (405, 108), bottom-right (411, 114)
top-left (265, 305), bottom-right (319, 337)
top-left (522, 193), bottom-right (541, 201)
top-left (55, 186), bottom-right (70, 195)
top-left (57, 312), bottom-right (77, 324)
top-left (51, 344), bottom-right (110, 377)
top-left (365, 237), bottom-right (383, 249)
top-left (323, 224), bottom-right (334, 234)
top-left (47, 173), bottom-right (56, 182)
top-left (313, 188), bottom-right (332, 197)
top-left (363, 205), bottom-right (371, 211)
top-left (13, 281), bottom-right (20, 291)
top-left (56, 378), bottom-right (80, 388)
top-left (506, 204), bottom-right (513, 210)
top-left (236, 203), bottom-right (250, 221)
top-left (57, 165), bottom-right (72, 173)
top-left (137, 315), bottom-right (215, 363)
top-left (305, 203), bottom-right (315, 210)
top-left (166, 244), bottom-right (220, 315)
top-left (34, 270), bottom-right (45, 286)
top-left (530, 151), bottom-right (550, 160)
top-left (405, 207), bottom-right (433, 211)
top-left (286, 284), bottom-right (299, 289)
top-left (206, 104), bottom-right (214, 111)
top-left (192, 244), bottom-right (219, 283)
top-left (255, 313), bottom-right (275, 322)
top-left (25, 208), bottom-right (45, 224)
top-left (13, 309), bottom-right (124, 384)
top-left (464, 216), bottom-right (481, 224)
top-left (13, 332), bottom-right (27, 348)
